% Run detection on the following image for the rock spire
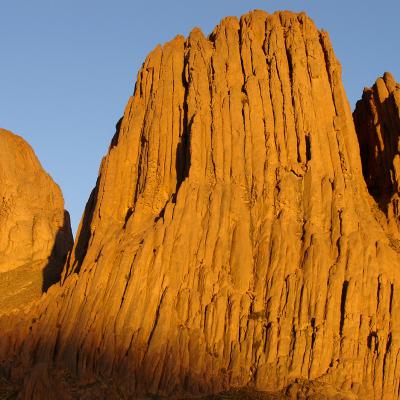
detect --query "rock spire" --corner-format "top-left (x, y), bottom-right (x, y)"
top-left (1, 10), bottom-right (400, 400)
top-left (354, 72), bottom-right (400, 236)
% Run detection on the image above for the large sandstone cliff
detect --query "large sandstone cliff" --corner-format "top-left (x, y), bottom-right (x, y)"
top-left (1, 10), bottom-right (400, 400)
top-left (0, 129), bottom-right (73, 314)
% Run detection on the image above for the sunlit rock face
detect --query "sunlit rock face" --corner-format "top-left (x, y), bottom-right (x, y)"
top-left (2, 10), bottom-right (400, 400)
top-left (0, 128), bottom-right (73, 313)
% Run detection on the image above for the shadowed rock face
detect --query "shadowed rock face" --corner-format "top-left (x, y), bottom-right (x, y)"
top-left (353, 72), bottom-right (400, 236)
top-left (0, 129), bottom-right (73, 314)
top-left (1, 10), bottom-right (400, 400)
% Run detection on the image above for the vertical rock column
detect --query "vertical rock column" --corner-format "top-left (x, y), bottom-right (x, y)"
top-left (354, 72), bottom-right (400, 236)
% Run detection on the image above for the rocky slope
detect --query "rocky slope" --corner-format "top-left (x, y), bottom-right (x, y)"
top-left (0, 129), bottom-right (73, 314)
top-left (1, 10), bottom-right (400, 400)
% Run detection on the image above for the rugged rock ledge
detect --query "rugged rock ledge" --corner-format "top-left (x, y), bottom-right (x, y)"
top-left (1, 10), bottom-right (400, 400)
top-left (0, 129), bottom-right (73, 314)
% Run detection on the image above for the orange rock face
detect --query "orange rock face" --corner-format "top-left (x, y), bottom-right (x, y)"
top-left (0, 129), bottom-right (73, 314)
top-left (1, 10), bottom-right (400, 400)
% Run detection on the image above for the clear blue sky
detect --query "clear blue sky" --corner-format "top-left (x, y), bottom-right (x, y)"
top-left (1, 0), bottom-right (399, 234)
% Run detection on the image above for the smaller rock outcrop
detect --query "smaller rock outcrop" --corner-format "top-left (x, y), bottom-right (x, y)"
top-left (353, 72), bottom-right (400, 234)
top-left (0, 128), bottom-right (73, 314)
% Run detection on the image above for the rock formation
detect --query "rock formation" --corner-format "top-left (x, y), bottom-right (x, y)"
top-left (0, 128), bottom-right (73, 313)
top-left (1, 10), bottom-right (400, 400)
top-left (353, 72), bottom-right (400, 237)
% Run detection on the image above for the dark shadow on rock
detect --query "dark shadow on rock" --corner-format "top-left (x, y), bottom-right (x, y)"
top-left (110, 117), bottom-right (123, 149)
top-left (42, 211), bottom-right (74, 292)
top-left (354, 88), bottom-right (400, 215)
top-left (175, 67), bottom-right (191, 194)
top-left (68, 183), bottom-right (99, 276)
top-left (175, 124), bottom-right (191, 193)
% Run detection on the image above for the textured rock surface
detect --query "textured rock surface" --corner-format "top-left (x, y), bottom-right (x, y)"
top-left (353, 72), bottom-right (400, 236)
top-left (0, 129), bottom-right (73, 313)
top-left (1, 10), bottom-right (400, 400)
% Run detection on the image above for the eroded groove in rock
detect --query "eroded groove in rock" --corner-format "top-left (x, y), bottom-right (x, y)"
top-left (0, 129), bottom-right (73, 314)
top-left (1, 10), bottom-right (400, 400)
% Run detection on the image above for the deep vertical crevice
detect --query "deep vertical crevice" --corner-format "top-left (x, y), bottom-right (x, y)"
top-left (175, 52), bottom-right (191, 193)
top-left (67, 183), bottom-right (98, 276)
top-left (305, 135), bottom-right (311, 162)
top-left (367, 331), bottom-right (379, 352)
top-left (389, 283), bottom-right (394, 314)
top-left (340, 280), bottom-right (349, 336)
top-left (43, 210), bottom-right (74, 289)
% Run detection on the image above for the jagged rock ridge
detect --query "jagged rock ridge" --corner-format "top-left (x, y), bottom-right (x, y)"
top-left (0, 128), bottom-right (73, 314)
top-left (1, 10), bottom-right (400, 400)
